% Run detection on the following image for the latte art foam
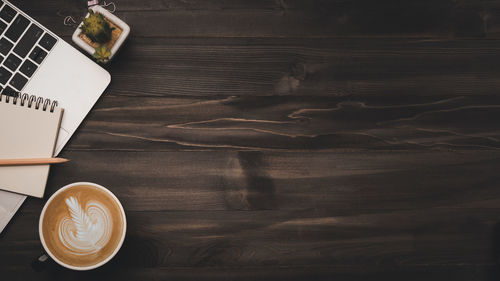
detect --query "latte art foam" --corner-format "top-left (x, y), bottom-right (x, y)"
top-left (41, 184), bottom-right (125, 268)
top-left (59, 196), bottom-right (113, 255)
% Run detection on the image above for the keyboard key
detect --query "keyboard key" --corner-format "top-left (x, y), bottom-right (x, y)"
top-left (5, 14), bottom-right (29, 42)
top-left (0, 66), bottom-right (12, 84)
top-left (0, 20), bottom-right (6, 35)
top-left (39, 33), bottom-right (56, 51)
top-left (13, 24), bottom-right (43, 58)
top-left (19, 59), bottom-right (37, 77)
top-left (0, 38), bottom-right (13, 55)
top-left (0, 4), bottom-right (16, 23)
top-left (29, 46), bottom-right (47, 64)
top-left (3, 86), bottom-right (17, 97)
top-left (4, 53), bottom-right (20, 71)
top-left (9, 72), bottom-right (27, 90)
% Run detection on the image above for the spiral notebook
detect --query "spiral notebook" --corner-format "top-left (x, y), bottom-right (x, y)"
top-left (0, 93), bottom-right (63, 198)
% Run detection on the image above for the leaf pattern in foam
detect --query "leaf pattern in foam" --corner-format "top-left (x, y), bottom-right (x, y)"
top-left (59, 196), bottom-right (113, 255)
top-left (65, 196), bottom-right (93, 242)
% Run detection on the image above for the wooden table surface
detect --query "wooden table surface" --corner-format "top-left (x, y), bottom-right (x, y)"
top-left (2, 0), bottom-right (500, 280)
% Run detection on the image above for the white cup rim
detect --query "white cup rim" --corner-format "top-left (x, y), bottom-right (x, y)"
top-left (39, 182), bottom-right (127, 271)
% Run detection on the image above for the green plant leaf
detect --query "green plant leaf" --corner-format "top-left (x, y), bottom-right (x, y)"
top-left (93, 45), bottom-right (111, 63)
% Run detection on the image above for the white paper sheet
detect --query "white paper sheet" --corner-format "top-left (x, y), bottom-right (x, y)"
top-left (0, 191), bottom-right (25, 233)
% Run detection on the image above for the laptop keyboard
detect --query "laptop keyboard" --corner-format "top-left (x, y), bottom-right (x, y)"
top-left (0, 1), bottom-right (57, 96)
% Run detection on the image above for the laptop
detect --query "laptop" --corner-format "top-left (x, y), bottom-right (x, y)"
top-left (0, 0), bottom-right (111, 232)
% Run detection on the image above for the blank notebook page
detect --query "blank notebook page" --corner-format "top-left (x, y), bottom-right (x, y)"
top-left (0, 99), bottom-right (63, 198)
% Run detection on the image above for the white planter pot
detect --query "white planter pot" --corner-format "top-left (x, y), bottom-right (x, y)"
top-left (72, 5), bottom-right (130, 62)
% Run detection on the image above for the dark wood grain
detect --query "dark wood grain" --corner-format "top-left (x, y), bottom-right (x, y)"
top-left (1, 0), bottom-right (500, 280)
top-left (11, 0), bottom-right (500, 38)
top-left (68, 94), bottom-right (500, 151)
top-left (95, 38), bottom-right (500, 97)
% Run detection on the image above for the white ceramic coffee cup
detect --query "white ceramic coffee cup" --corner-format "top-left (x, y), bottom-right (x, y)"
top-left (39, 182), bottom-right (127, 270)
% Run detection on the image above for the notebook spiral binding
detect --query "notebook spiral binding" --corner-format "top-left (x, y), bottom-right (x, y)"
top-left (0, 92), bottom-right (58, 113)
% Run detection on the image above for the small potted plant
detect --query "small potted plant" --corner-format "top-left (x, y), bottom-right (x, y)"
top-left (72, 5), bottom-right (130, 63)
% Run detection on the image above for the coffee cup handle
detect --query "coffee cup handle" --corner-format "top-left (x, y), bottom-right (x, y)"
top-left (31, 253), bottom-right (50, 272)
